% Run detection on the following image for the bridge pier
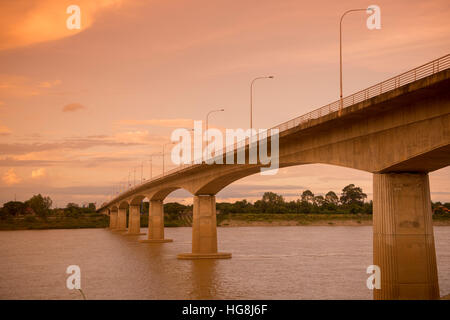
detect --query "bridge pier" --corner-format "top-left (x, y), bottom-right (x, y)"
top-left (373, 173), bottom-right (440, 300)
top-left (140, 200), bottom-right (173, 243)
top-left (114, 207), bottom-right (127, 232)
top-left (177, 195), bottom-right (231, 259)
top-left (125, 204), bottom-right (146, 235)
top-left (109, 209), bottom-right (118, 229)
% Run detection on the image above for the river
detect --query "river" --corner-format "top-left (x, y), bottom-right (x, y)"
top-left (1, 226), bottom-right (449, 299)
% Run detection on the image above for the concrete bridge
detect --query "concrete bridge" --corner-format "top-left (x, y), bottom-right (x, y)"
top-left (98, 54), bottom-right (450, 299)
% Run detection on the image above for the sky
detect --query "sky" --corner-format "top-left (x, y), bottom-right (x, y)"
top-left (0, 0), bottom-right (449, 207)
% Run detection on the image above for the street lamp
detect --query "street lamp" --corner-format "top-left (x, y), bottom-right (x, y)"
top-left (339, 7), bottom-right (374, 111)
top-left (250, 76), bottom-right (274, 131)
top-left (148, 155), bottom-right (155, 180)
top-left (181, 128), bottom-right (194, 167)
top-left (206, 108), bottom-right (224, 143)
top-left (162, 142), bottom-right (176, 176)
top-left (204, 109), bottom-right (224, 164)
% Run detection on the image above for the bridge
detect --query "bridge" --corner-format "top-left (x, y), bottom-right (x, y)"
top-left (98, 54), bottom-right (450, 300)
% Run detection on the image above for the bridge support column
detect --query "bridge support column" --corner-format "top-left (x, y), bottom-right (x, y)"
top-left (114, 208), bottom-right (127, 232)
top-left (140, 200), bottom-right (172, 243)
top-left (109, 210), bottom-right (118, 229)
top-left (177, 195), bottom-right (231, 259)
top-left (373, 173), bottom-right (439, 300)
top-left (125, 204), bottom-right (146, 236)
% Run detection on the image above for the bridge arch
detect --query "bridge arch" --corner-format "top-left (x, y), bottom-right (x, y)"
top-left (192, 162), bottom-right (304, 195)
top-left (149, 186), bottom-right (191, 201)
top-left (119, 200), bottom-right (129, 209)
top-left (130, 194), bottom-right (147, 206)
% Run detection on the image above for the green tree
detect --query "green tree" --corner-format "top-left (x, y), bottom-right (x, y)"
top-left (301, 190), bottom-right (314, 203)
top-left (164, 202), bottom-right (188, 219)
top-left (314, 195), bottom-right (325, 207)
top-left (26, 194), bottom-right (52, 218)
top-left (325, 191), bottom-right (339, 205)
top-left (66, 203), bottom-right (79, 210)
top-left (340, 184), bottom-right (367, 206)
top-left (1, 201), bottom-right (26, 216)
top-left (259, 192), bottom-right (285, 213)
top-left (65, 202), bottom-right (80, 217)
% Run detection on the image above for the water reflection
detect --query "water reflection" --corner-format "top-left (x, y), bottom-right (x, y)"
top-left (189, 260), bottom-right (219, 299)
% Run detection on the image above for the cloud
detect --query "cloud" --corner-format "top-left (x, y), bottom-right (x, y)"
top-left (2, 168), bottom-right (21, 185)
top-left (0, 159), bottom-right (58, 167)
top-left (113, 130), bottom-right (159, 144)
top-left (31, 168), bottom-right (46, 179)
top-left (0, 0), bottom-right (126, 51)
top-left (116, 118), bottom-right (195, 128)
top-left (0, 74), bottom-right (61, 97)
top-left (0, 132), bottom-right (166, 155)
top-left (0, 124), bottom-right (11, 136)
top-left (62, 103), bottom-right (85, 112)
top-left (38, 80), bottom-right (61, 88)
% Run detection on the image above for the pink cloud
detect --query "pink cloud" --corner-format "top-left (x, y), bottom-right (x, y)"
top-left (62, 103), bottom-right (85, 112)
top-left (2, 168), bottom-right (21, 185)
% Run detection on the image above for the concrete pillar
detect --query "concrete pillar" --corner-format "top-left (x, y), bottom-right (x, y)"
top-left (177, 195), bottom-right (231, 259)
top-left (373, 173), bottom-right (439, 300)
top-left (125, 204), bottom-right (146, 235)
top-left (140, 200), bottom-right (172, 243)
top-left (109, 210), bottom-right (118, 229)
top-left (114, 207), bottom-right (127, 231)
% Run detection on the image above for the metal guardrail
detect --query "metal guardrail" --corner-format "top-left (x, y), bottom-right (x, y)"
top-left (102, 54), bottom-right (450, 209)
top-left (274, 54), bottom-right (450, 132)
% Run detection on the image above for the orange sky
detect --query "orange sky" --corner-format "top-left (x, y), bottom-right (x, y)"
top-left (0, 0), bottom-right (449, 207)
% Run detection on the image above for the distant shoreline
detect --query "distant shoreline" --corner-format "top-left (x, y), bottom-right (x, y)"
top-left (1, 213), bottom-right (449, 231)
top-left (217, 213), bottom-right (450, 227)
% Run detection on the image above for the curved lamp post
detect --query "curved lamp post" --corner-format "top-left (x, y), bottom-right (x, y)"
top-left (162, 142), bottom-right (176, 176)
top-left (206, 108), bottom-right (225, 142)
top-left (250, 76), bottom-right (274, 132)
top-left (339, 7), bottom-right (375, 110)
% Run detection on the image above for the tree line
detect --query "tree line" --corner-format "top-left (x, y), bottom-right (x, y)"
top-left (217, 184), bottom-right (373, 214)
top-left (2, 184), bottom-right (449, 219)
top-left (0, 194), bottom-right (96, 219)
top-left (151, 184), bottom-right (373, 215)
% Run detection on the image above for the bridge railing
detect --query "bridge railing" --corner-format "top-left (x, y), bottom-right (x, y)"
top-left (105, 54), bottom-right (450, 207)
top-left (274, 54), bottom-right (450, 132)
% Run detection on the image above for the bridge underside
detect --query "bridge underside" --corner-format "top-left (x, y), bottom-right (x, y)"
top-left (379, 144), bottom-right (450, 173)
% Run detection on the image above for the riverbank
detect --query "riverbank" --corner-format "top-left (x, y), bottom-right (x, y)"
top-left (218, 213), bottom-right (373, 226)
top-left (0, 213), bottom-right (109, 230)
top-left (217, 213), bottom-right (450, 226)
top-left (1, 213), bottom-right (449, 230)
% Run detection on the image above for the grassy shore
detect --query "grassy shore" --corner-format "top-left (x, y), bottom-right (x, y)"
top-left (217, 213), bottom-right (373, 226)
top-left (0, 214), bottom-right (109, 230)
top-left (1, 212), bottom-right (449, 230)
top-left (218, 213), bottom-right (450, 226)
